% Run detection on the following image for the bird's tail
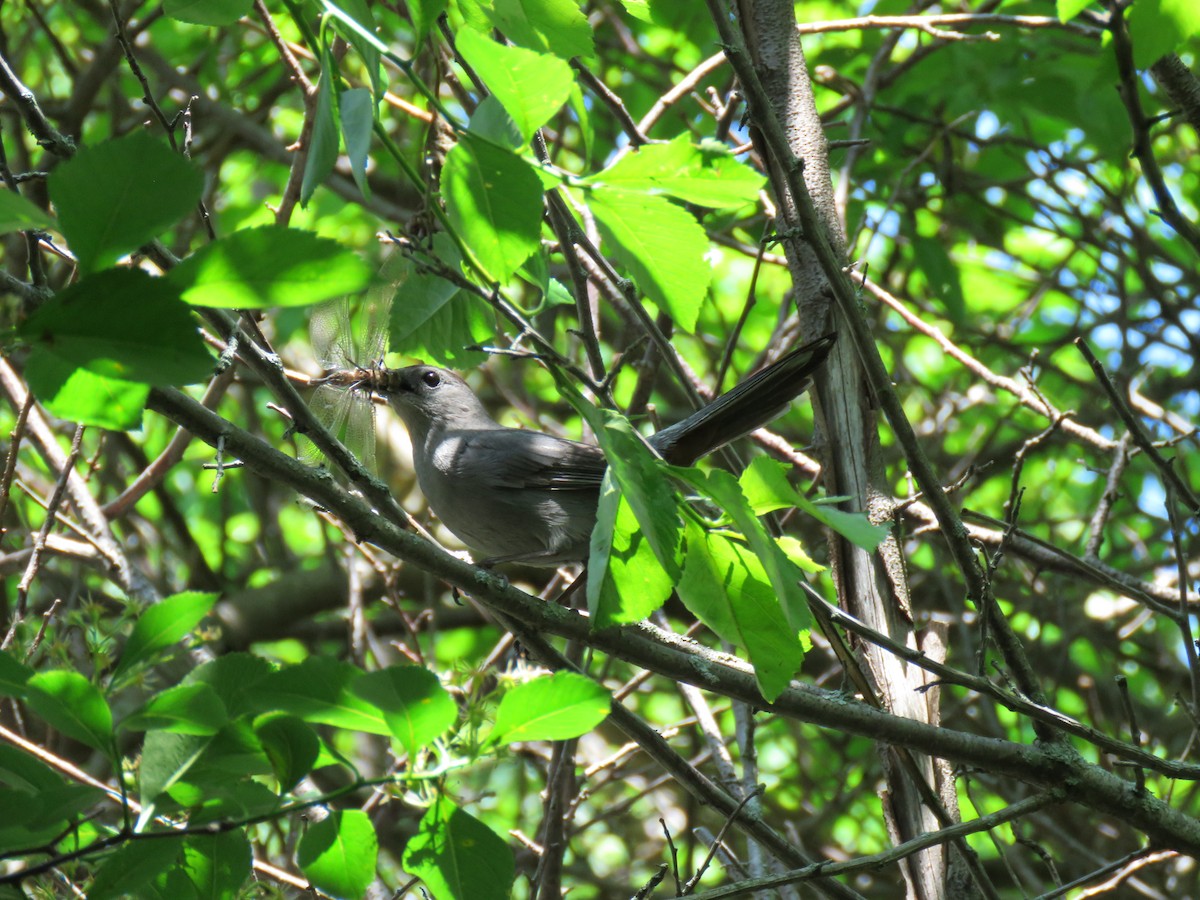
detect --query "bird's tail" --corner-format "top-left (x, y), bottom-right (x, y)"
top-left (650, 333), bottom-right (837, 466)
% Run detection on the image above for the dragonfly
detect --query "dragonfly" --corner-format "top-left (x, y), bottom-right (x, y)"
top-left (305, 281), bottom-right (393, 474)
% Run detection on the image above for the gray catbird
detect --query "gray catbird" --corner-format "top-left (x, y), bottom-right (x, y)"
top-left (374, 334), bottom-right (836, 566)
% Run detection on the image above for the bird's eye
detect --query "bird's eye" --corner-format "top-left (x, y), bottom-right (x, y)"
top-left (421, 370), bottom-right (441, 388)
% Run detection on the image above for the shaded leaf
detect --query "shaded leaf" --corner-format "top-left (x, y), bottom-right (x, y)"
top-left (0, 189), bottom-right (54, 233)
top-left (169, 225), bottom-right (370, 309)
top-left (20, 268), bottom-right (212, 386)
top-left (402, 796), bottom-right (514, 900)
top-left (48, 132), bottom-right (203, 273)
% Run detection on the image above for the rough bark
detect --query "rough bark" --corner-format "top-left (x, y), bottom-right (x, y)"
top-left (731, 2), bottom-right (954, 897)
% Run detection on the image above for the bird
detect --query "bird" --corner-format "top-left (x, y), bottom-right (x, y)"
top-left (372, 334), bottom-right (836, 566)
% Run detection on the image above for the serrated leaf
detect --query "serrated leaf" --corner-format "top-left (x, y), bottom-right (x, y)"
top-left (352, 666), bottom-right (457, 759)
top-left (402, 796), bottom-right (514, 900)
top-left (48, 132), bottom-right (203, 273)
top-left (588, 188), bottom-right (710, 332)
top-left (588, 135), bottom-right (763, 208)
top-left (442, 132), bottom-right (544, 281)
top-left (169, 225), bottom-right (370, 308)
top-left (487, 0), bottom-right (594, 59)
top-left (679, 521), bottom-right (805, 701)
top-left (112, 592), bottom-right (218, 683)
top-left (340, 88), bottom-right (374, 198)
top-left (674, 465), bottom-right (813, 641)
top-left (25, 671), bottom-right (114, 754)
top-left (21, 361), bottom-right (147, 430)
top-left (489, 672), bottom-right (610, 744)
top-left (297, 809), bottom-right (378, 900)
top-left (551, 383), bottom-right (681, 581)
top-left (20, 268), bottom-right (213, 386)
top-left (589, 473), bottom-right (675, 627)
top-left (0, 188), bottom-right (54, 233)
top-left (456, 29), bottom-right (574, 143)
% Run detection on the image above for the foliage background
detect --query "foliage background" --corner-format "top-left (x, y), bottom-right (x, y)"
top-left (0, 0), bottom-right (1198, 897)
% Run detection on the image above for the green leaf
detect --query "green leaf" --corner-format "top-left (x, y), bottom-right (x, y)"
top-left (0, 784), bottom-right (104, 853)
top-left (47, 132), bottom-right (203, 274)
top-left (913, 236), bottom-right (965, 323)
top-left (88, 836), bottom-right (186, 900)
top-left (122, 683), bottom-right (229, 736)
top-left (139, 730), bottom-right (213, 808)
top-left (487, 0), bottom-right (594, 59)
top-left (1056, 0), bottom-right (1093, 21)
top-left (678, 522), bottom-right (805, 702)
top-left (674, 466), bottom-right (813, 640)
top-left (410, 0), bottom-right (448, 41)
top-left (330, 0), bottom-right (384, 96)
top-left (302, 48), bottom-right (340, 207)
top-left (588, 188), bottom-right (710, 332)
top-left (588, 135), bottom-right (763, 208)
top-left (25, 671), bottom-right (114, 754)
top-left (552, 385), bottom-right (681, 581)
top-left (738, 456), bottom-right (890, 551)
top-left (0, 652), bottom-right (33, 697)
top-left (164, 0), bottom-right (251, 25)
top-left (20, 268), bottom-right (213, 386)
top-left (297, 809), bottom-right (378, 900)
top-left (402, 796), bottom-right (514, 900)
top-left (620, 0), bottom-right (653, 23)
top-left (183, 653), bottom-right (275, 719)
top-left (442, 132), bottom-right (544, 281)
top-left (340, 88), bottom-right (374, 198)
top-left (588, 475), bottom-right (675, 627)
top-left (253, 713), bottom-right (320, 792)
top-left (489, 672), bottom-right (610, 744)
top-left (168, 225), bottom-right (371, 308)
top-left (455, 29), bottom-right (574, 143)
top-left (112, 591), bottom-right (218, 683)
top-left (1127, 0), bottom-right (1200, 67)
top-left (256, 657), bottom-right (390, 735)
top-left (387, 239), bottom-right (489, 368)
top-left (352, 665), bottom-right (457, 759)
top-left (0, 188), bottom-right (54, 233)
top-left (0, 742), bottom-right (67, 792)
top-left (21, 362), bottom-right (148, 430)
top-left (178, 830), bottom-right (252, 898)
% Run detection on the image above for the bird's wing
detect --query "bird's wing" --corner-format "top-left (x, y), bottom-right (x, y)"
top-left (454, 429), bottom-right (607, 491)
